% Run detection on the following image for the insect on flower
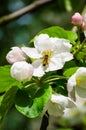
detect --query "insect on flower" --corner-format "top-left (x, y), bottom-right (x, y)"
top-left (42, 54), bottom-right (49, 66)
top-left (22, 34), bottom-right (73, 77)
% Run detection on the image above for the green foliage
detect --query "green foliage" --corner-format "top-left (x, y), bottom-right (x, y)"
top-left (30, 26), bottom-right (77, 44)
top-left (0, 86), bottom-right (18, 123)
top-left (37, 26), bottom-right (77, 43)
top-left (15, 83), bottom-right (52, 118)
top-left (63, 67), bottom-right (79, 77)
top-left (0, 65), bottom-right (19, 92)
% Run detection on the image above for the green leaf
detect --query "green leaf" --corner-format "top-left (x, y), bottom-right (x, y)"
top-left (31, 26), bottom-right (77, 43)
top-left (76, 52), bottom-right (86, 60)
top-left (15, 83), bottom-right (52, 118)
top-left (0, 65), bottom-right (19, 92)
top-left (63, 67), bottom-right (79, 77)
top-left (0, 94), bottom-right (4, 105)
top-left (0, 86), bottom-right (18, 122)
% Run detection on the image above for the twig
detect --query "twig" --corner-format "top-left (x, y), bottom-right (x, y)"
top-left (40, 111), bottom-right (49, 130)
top-left (0, 0), bottom-right (52, 25)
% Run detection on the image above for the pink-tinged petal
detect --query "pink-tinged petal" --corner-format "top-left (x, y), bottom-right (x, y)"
top-left (6, 47), bottom-right (25, 64)
top-left (32, 60), bottom-right (45, 77)
top-left (22, 47), bottom-right (42, 58)
top-left (71, 12), bottom-right (84, 26)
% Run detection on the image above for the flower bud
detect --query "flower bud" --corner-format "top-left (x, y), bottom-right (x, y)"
top-left (6, 47), bottom-right (25, 64)
top-left (71, 12), bottom-right (84, 26)
top-left (11, 61), bottom-right (34, 81)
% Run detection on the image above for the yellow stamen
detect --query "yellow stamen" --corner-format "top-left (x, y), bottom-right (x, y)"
top-left (41, 50), bottom-right (52, 66)
top-left (76, 77), bottom-right (81, 86)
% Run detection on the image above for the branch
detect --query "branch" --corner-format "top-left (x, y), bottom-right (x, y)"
top-left (0, 0), bottom-right (52, 25)
top-left (40, 111), bottom-right (49, 130)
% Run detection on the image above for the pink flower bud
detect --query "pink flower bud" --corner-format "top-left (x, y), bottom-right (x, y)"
top-left (6, 47), bottom-right (25, 64)
top-left (81, 21), bottom-right (86, 31)
top-left (71, 12), bottom-right (84, 26)
top-left (11, 61), bottom-right (34, 81)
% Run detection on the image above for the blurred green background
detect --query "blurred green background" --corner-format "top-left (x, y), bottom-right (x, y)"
top-left (0, 0), bottom-right (86, 130)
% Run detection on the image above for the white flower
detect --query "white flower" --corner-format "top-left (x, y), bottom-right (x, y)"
top-left (44, 94), bottom-right (76, 117)
top-left (67, 67), bottom-right (86, 105)
top-left (22, 34), bottom-right (73, 77)
top-left (6, 47), bottom-right (25, 64)
top-left (11, 61), bottom-right (34, 81)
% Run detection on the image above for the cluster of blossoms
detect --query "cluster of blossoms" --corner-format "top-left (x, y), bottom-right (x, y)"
top-left (6, 47), bottom-right (34, 81)
top-left (6, 34), bottom-right (75, 116)
top-left (6, 34), bottom-right (73, 79)
top-left (6, 12), bottom-right (86, 118)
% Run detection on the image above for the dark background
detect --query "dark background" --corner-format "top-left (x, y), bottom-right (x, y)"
top-left (0, 0), bottom-right (86, 130)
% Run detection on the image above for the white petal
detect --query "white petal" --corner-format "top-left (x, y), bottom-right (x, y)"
top-left (67, 97), bottom-right (76, 108)
top-left (45, 94), bottom-right (76, 117)
top-left (53, 38), bottom-right (72, 54)
top-left (34, 34), bottom-right (49, 42)
top-left (34, 34), bottom-right (49, 51)
top-left (34, 35), bottom-right (57, 52)
top-left (84, 30), bottom-right (86, 37)
top-left (22, 47), bottom-right (42, 58)
top-left (51, 94), bottom-right (68, 107)
top-left (75, 67), bottom-right (86, 77)
top-left (47, 101), bottom-right (64, 117)
top-left (46, 57), bottom-right (64, 72)
top-left (32, 60), bottom-right (45, 77)
top-left (75, 92), bottom-right (86, 106)
top-left (75, 87), bottom-right (86, 98)
top-left (58, 52), bottom-right (73, 62)
top-left (51, 94), bottom-right (76, 108)
top-left (67, 74), bottom-right (76, 92)
top-left (11, 61), bottom-right (34, 81)
top-left (75, 67), bottom-right (86, 89)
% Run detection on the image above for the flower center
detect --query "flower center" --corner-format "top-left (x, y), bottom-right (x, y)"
top-left (76, 76), bottom-right (86, 88)
top-left (41, 50), bottom-right (52, 67)
top-left (76, 77), bottom-right (81, 86)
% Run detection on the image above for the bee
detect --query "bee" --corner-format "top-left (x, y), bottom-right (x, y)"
top-left (42, 55), bottom-right (49, 66)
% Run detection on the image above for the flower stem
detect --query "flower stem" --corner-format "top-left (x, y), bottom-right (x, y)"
top-left (44, 76), bottom-right (66, 84)
top-left (73, 38), bottom-right (86, 56)
top-left (40, 111), bottom-right (49, 130)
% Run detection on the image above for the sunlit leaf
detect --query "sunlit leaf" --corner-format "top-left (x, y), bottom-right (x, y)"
top-left (15, 83), bottom-right (52, 118)
top-left (0, 65), bottom-right (19, 92)
top-left (31, 26), bottom-right (77, 43)
top-left (0, 86), bottom-right (18, 122)
top-left (63, 67), bottom-right (79, 77)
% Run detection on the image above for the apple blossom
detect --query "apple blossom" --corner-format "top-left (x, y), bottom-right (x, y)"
top-left (71, 12), bottom-right (84, 26)
top-left (11, 61), bottom-right (34, 81)
top-left (44, 94), bottom-right (76, 117)
top-left (6, 47), bottom-right (25, 64)
top-left (22, 34), bottom-right (73, 77)
top-left (67, 67), bottom-right (86, 103)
